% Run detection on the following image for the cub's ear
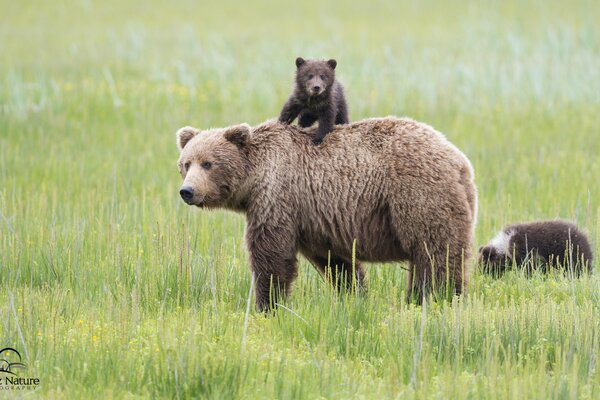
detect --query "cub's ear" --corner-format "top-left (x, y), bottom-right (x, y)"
top-left (224, 124), bottom-right (251, 148)
top-left (295, 57), bottom-right (306, 68)
top-left (327, 59), bottom-right (337, 70)
top-left (176, 126), bottom-right (199, 151)
top-left (478, 246), bottom-right (484, 253)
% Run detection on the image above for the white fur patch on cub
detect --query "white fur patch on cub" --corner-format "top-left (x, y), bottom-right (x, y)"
top-left (489, 229), bottom-right (515, 257)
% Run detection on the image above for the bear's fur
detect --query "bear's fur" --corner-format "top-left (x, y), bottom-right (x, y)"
top-left (479, 220), bottom-right (594, 276)
top-left (278, 57), bottom-right (349, 145)
top-left (176, 117), bottom-right (477, 311)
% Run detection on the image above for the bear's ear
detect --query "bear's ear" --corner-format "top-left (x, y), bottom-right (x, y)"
top-left (295, 57), bottom-right (306, 68)
top-left (224, 124), bottom-right (250, 148)
top-left (176, 126), bottom-right (199, 151)
top-left (327, 59), bottom-right (337, 70)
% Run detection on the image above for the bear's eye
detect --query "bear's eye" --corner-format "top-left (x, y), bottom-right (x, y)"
top-left (320, 74), bottom-right (325, 80)
top-left (201, 161), bottom-right (212, 170)
top-left (308, 74), bottom-right (314, 79)
top-left (184, 162), bottom-right (191, 171)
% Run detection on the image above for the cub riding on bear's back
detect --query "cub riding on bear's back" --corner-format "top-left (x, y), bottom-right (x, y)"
top-left (279, 57), bottom-right (349, 145)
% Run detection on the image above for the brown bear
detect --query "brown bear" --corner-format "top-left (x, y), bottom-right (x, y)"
top-left (479, 220), bottom-right (594, 276)
top-left (176, 117), bottom-right (477, 311)
top-left (278, 57), bottom-right (349, 145)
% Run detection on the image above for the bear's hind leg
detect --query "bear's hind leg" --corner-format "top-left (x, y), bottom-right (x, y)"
top-left (406, 243), bottom-right (468, 304)
top-left (387, 199), bottom-right (471, 303)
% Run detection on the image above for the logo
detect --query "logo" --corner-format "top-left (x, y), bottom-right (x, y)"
top-left (0, 347), bottom-right (40, 391)
top-left (0, 348), bottom-right (27, 376)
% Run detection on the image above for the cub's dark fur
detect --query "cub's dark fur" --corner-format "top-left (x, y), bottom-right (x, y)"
top-left (479, 220), bottom-right (594, 276)
top-left (278, 57), bottom-right (349, 145)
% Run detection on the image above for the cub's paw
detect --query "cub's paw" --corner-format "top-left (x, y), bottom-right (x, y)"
top-left (312, 137), bottom-right (324, 145)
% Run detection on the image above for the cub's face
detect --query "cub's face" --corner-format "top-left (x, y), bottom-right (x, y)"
top-left (478, 245), bottom-right (510, 276)
top-left (176, 124), bottom-right (250, 209)
top-left (295, 57), bottom-right (337, 97)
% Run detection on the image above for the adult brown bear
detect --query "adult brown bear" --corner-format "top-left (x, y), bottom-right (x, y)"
top-left (176, 117), bottom-right (477, 311)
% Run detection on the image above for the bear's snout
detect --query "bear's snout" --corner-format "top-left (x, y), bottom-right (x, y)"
top-left (179, 186), bottom-right (195, 203)
top-left (309, 84), bottom-right (324, 96)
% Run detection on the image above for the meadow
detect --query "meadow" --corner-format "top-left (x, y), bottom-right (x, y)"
top-left (1, 0), bottom-right (599, 398)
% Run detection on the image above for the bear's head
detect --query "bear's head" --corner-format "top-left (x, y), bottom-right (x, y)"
top-left (176, 124), bottom-right (251, 209)
top-left (295, 57), bottom-right (337, 97)
top-left (478, 245), bottom-right (510, 276)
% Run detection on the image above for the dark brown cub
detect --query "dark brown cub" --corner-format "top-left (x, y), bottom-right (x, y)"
top-left (479, 220), bottom-right (594, 277)
top-left (278, 57), bottom-right (349, 145)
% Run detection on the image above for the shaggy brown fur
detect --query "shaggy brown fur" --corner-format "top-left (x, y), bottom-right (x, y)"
top-left (176, 117), bottom-right (478, 311)
top-left (278, 57), bottom-right (349, 145)
top-left (479, 220), bottom-right (594, 276)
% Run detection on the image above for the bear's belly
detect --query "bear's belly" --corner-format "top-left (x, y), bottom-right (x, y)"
top-left (298, 232), bottom-right (409, 262)
top-left (298, 209), bottom-right (410, 262)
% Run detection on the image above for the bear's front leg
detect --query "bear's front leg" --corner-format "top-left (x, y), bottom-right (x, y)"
top-left (246, 222), bottom-right (298, 312)
top-left (313, 109), bottom-right (335, 145)
top-left (278, 97), bottom-right (302, 125)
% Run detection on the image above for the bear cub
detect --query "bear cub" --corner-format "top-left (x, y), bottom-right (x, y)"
top-left (479, 220), bottom-right (594, 276)
top-left (279, 57), bottom-right (349, 145)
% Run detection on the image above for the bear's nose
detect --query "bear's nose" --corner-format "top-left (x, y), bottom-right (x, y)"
top-left (179, 186), bottom-right (194, 202)
top-left (313, 85), bottom-right (321, 91)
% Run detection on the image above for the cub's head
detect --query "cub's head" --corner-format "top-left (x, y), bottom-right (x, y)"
top-left (478, 245), bottom-right (510, 276)
top-left (295, 57), bottom-right (337, 97)
top-left (176, 124), bottom-right (250, 209)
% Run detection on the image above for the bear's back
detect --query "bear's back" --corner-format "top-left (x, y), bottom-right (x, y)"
top-left (248, 118), bottom-right (474, 200)
top-left (245, 117), bottom-right (476, 262)
top-left (251, 117), bottom-right (462, 158)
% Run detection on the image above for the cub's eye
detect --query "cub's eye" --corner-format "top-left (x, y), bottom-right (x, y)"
top-left (308, 74), bottom-right (314, 79)
top-left (320, 74), bottom-right (325, 79)
top-left (184, 162), bottom-right (191, 170)
top-left (201, 161), bottom-right (212, 170)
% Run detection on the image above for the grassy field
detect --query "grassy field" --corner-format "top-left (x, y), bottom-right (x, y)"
top-left (1, 0), bottom-right (600, 398)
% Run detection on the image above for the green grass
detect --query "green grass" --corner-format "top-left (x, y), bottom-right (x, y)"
top-left (1, 0), bottom-right (600, 398)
